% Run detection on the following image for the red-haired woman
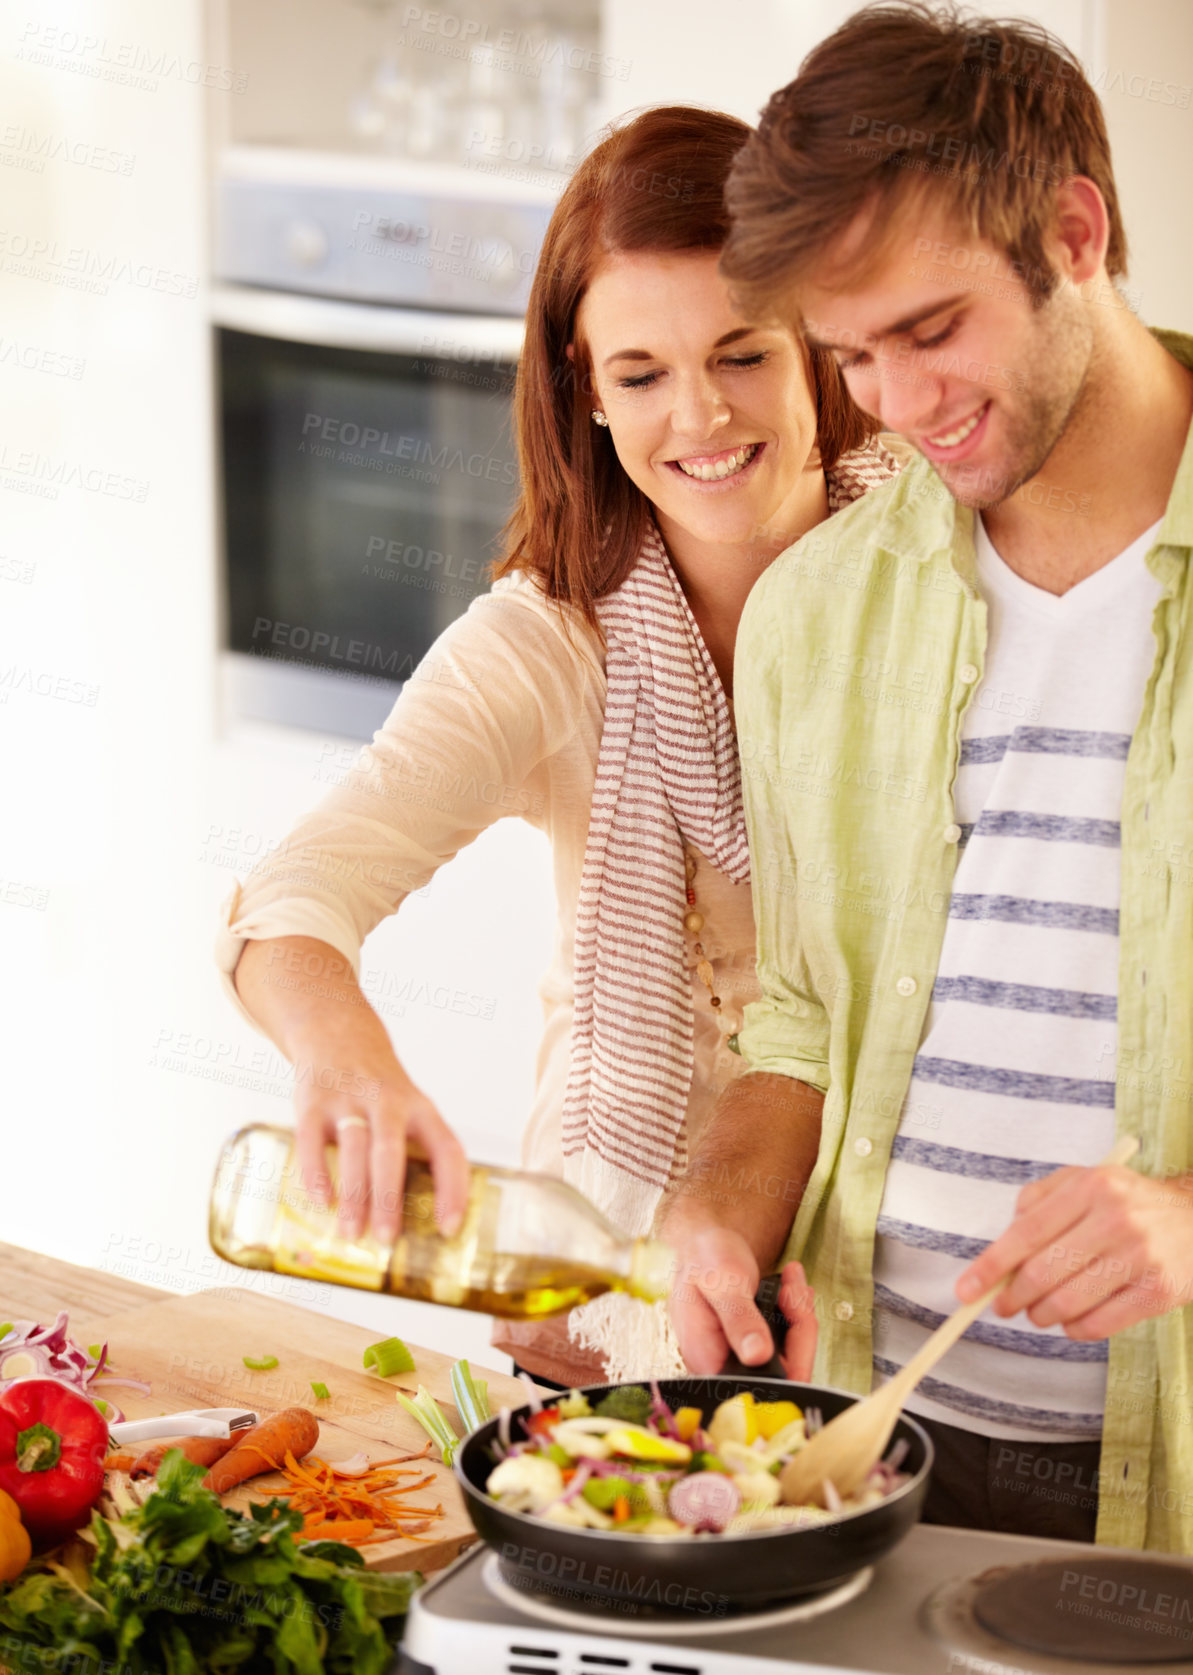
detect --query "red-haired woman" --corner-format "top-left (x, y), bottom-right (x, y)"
top-left (218, 107), bottom-right (900, 1388)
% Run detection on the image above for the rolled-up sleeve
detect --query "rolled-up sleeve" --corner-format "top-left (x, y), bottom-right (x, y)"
top-left (215, 584), bottom-right (597, 1031)
top-left (731, 576), bottom-right (831, 1092)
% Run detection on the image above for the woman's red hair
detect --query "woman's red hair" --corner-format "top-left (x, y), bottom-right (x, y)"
top-left (492, 105), bottom-right (876, 626)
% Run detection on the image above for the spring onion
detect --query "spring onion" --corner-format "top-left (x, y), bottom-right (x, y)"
top-left (450, 1359), bottom-right (491, 1434)
top-left (242, 1354), bottom-right (279, 1371)
top-left (395, 1385), bottom-right (460, 1465)
top-left (363, 1336), bottom-right (415, 1377)
top-left (88, 1343), bottom-right (102, 1359)
top-left (0, 1325), bottom-right (13, 1342)
top-left (310, 1381), bottom-right (330, 1400)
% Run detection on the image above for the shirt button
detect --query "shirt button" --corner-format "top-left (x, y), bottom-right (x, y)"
top-left (854, 1137), bottom-right (873, 1157)
top-left (959, 663), bottom-right (979, 684)
top-left (896, 975), bottom-right (918, 997)
top-left (833, 1300), bottom-right (854, 1322)
top-left (943, 822), bottom-right (962, 843)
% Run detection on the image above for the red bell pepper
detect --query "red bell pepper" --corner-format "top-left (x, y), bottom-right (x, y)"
top-left (0, 1378), bottom-right (108, 1548)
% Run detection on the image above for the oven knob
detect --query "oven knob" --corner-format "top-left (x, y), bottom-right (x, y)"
top-left (284, 219), bottom-right (329, 269)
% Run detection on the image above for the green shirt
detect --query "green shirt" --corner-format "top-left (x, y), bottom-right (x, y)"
top-left (735, 329), bottom-right (1193, 1553)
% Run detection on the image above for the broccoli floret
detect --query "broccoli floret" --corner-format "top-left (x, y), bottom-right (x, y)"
top-left (593, 1385), bottom-right (653, 1425)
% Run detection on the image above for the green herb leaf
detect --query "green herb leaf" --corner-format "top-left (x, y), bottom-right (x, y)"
top-left (0, 1435), bottom-right (420, 1675)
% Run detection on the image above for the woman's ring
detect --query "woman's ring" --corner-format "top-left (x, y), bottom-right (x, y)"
top-left (335, 1115), bottom-right (370, 1132)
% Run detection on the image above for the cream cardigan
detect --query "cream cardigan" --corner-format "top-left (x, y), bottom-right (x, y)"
top-left (215, 569), bottom-right (761, 1385)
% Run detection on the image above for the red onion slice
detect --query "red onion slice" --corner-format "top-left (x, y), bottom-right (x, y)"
top-left (667, 1471), bottom-right (741, 1532)
top-left (0, 1311), bottom-right (147, 1424)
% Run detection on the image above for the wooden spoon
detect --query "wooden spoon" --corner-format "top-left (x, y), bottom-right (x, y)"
top-left (779, 1134), bottom-right (1140, 1509)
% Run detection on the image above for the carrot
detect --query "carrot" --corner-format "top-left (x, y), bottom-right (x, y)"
top-left (202, 1408), bottom-right (319, 1494)
top-left (103, 1453), bottom-right (137, 1473)
top-left (130, 1433), bottom-right (246, 1480)
top-left (264, 1450), bottom-right (447, 1547)
top-left (612, 1495), bottom-right (631, 1523)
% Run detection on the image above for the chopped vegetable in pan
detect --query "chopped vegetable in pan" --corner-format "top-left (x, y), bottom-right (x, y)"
top-left (485, 1383), bottom-right (911, 1535)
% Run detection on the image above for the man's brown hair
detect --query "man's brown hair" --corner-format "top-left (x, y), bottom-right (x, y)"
top-left (721, 1), bottom-right (1128, 317)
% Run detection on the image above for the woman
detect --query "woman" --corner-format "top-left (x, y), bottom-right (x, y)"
top-left (217, 106), bottom-right (900, 1388)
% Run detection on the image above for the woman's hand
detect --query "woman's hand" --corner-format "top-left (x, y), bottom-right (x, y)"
top-left (234, 935), bottom-right (470, 1243)
top-left (292, 1008), bottom-right (470, 1243)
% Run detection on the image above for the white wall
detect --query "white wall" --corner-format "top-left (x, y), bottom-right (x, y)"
top-left (0, 0), bottom-right (553, 1371)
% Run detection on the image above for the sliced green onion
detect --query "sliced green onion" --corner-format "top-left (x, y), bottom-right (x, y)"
top-left (94, 1398), bottom-right (111, 1418)
top-left (0, 1324), bottom-right (13, 1342)
top-left (310, 1381), bottom-right (330, 1400)
top-left (88, 1343), bottom-right (102, 1360)
top-left (395, 1386), bottom-right (459, 1465)
top-left (242, 1354), bottom-right (279, 1371)
top-left (363, 1336), bottom-right (415, 1377)
top-left (450, 1359), bottom-right (492, 1434)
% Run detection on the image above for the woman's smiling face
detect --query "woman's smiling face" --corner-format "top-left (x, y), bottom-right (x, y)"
top-left (575, 249), bottom-right (822, 556)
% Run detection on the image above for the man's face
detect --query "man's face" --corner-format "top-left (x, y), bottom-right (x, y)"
top-left (802, 203), bottom-right (1095, 509)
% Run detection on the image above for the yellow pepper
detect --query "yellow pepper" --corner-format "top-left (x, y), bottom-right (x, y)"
top-left (0, 1488), bottom-right (32, 1583)
top-left (605, 1427), bottom-right (692, 1464)
top-left (673, 1406), bottom-right (703, 1443)
top-left (755, 1400), bottom-right (803, 1440)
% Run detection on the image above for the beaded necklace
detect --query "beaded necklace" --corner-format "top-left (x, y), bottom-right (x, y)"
top-left (683, 848), bottom-right (741, 1054)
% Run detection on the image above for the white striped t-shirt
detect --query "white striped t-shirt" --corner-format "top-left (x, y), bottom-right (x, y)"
top-left (870, 514), bottom-right (1164, 1441)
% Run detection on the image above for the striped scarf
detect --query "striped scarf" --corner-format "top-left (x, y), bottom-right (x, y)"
top-left (560, 439), bottom-right (901, 1242)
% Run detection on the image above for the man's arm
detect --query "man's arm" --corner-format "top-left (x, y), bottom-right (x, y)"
top-left (658, 1071), bottom-right (824, 1372)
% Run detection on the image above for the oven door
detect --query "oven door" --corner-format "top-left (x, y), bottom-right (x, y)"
top-left (213, 284), bottom-right (523, 738)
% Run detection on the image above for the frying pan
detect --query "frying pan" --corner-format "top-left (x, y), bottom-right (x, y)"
top-left (455, 1372), bottom-right (933, 1614)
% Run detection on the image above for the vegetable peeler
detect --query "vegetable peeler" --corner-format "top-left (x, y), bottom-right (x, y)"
top-left (108, 1407), bottom-right (258, 1446)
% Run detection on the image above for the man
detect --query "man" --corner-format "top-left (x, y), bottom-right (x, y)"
top-left (661, 1), bottom-right (1193, 1552)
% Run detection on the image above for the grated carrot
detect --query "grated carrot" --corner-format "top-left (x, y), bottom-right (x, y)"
top-left (268, 1450), bottom-right (447, 1549)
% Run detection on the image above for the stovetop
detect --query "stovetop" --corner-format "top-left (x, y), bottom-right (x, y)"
top-left (396, 1524), bottom-right (1193, 1675)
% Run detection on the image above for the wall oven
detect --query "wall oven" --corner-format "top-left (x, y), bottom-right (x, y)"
top-left (212, 149), bottom-right (555, 737)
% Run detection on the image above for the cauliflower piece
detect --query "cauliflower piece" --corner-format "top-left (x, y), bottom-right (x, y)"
top-left (550, 1418), bottom-right (622, 1459)
top-left (718, 1440), bottom-right (762, 1475)
top-left (733, 1470), bottom-right (781, 1508)
top-left (540, 1498), bottom-right (613, 1529)
top-left (487, 1455), bottom-right (565, 1512)
top-left (765, 1416), bottom-right (806, 1456)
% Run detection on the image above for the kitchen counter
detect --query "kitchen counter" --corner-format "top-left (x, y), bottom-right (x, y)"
top-left (0, 1237), bottom-right (533, 1573)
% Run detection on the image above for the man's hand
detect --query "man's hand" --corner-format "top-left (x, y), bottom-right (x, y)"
top-left (956, 1161), bottom-right (1193, 1338)
top-left (668, 1224), bottom-right (817, 1378)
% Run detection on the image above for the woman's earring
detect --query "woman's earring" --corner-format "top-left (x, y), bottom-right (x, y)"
top-left (591, 410), bottom-right (608, 427)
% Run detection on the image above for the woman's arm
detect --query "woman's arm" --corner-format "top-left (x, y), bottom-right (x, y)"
top-left (217, 586), bottom-right (601, 1242)
top-left (232, 933), bottom-right (470, 1241)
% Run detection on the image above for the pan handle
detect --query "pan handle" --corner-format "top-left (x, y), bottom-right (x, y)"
top-left (718, 1272), bottom-right (789, 1380)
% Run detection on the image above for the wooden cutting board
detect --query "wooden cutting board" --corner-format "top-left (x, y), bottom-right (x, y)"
top-left (73, 1287), bottom-right (532, 1574)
